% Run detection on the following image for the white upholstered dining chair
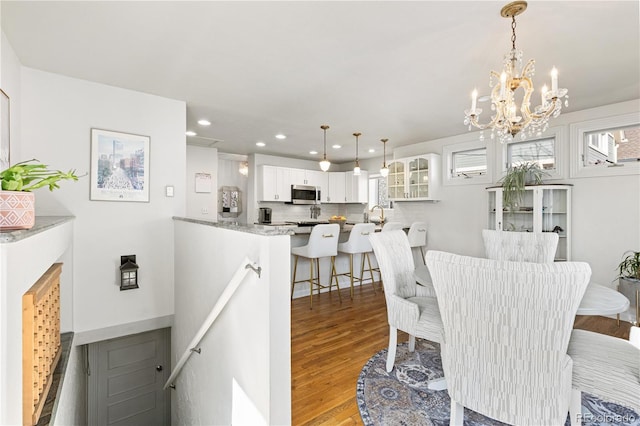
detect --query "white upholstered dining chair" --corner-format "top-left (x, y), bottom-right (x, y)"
top-left (567, 326), bottom-right (640, 423)
top-left (381, 221), bottom-right (404, 232)
top-left (407, 222), bottom-right (428, 264)
top-left (369, 230), bottom-right (443, 378)
top-left (482, 229), bottom-right (559, 263)
top-left (426, 250), bottom-right (591, 426)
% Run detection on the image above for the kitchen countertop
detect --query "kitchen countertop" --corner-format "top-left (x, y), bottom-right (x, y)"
top-left (173, 217), bottom-right (386, 236)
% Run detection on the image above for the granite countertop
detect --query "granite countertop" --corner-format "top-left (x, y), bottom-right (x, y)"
top-left (0, 216), bottom-right (75, 244)
top-left (173, 217), bottom-right (296, 236)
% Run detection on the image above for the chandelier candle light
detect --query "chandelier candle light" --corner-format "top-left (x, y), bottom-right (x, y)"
top-left (380, 138), bottom-right (389, 177)
top-left (353, 132), bottom-right (361, 176)
top-left (319, 125), bottom-right (331, 172)
top-left (464, 1), bottom-right (568, 143)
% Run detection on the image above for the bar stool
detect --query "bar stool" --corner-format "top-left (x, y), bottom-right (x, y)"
top-left (291, 223), bottom-right (341, 309)
top-left (407, 222), bottom-right (428, 264)
top-left (337, 223), bottom-right (377, 298)
top-left (382, 222), bottom-right (404, 232)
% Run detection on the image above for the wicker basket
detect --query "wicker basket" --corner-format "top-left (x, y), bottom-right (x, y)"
top-left (328, 218), bottom-right (346, 230)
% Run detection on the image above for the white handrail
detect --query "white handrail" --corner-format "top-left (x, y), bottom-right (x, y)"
top-left (163, 256), bottom-right (261, 390)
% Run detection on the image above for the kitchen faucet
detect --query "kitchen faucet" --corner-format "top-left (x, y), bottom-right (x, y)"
top-left (370, 205), bottom-right (385, 223)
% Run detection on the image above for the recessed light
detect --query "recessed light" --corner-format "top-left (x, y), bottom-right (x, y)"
top-left (275, 134), bottom-right (287, 140)
top-left (256, 142), bottom-right (266, 147)
top-left (332, 144), bottom-right (341, 149)
top-left (309, 150), bottom-right (318, 155)
top-left (186, 131), bottom-right (197, 136)
top-left (197, 119), bottom-right (211, 126)
top-left (368, 148), bottom-right (376, 153)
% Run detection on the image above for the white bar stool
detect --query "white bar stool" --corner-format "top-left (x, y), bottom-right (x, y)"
top-left (337, 223), bottom-right (378, 299)
top-left (407, 222), bottom-right (428, 264)
top-left (291, 223), bottom-right (341, 309)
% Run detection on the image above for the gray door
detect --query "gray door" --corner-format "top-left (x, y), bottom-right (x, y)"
top-left (88, 328), bottom-right (170, 426)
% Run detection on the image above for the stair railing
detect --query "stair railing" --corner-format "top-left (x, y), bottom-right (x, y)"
top-left (164, 257), bottom-right (261, 390)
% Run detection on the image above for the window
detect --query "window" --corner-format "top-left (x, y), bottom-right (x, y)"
top-left (500, 126), bottom-right (566, 180)
top-left (443, 138), bottom-right (493, 185)
top-left (368, 175), bottom-right (391, 210)
top-left (583, 125), bottom-right (640, 166)
top-left (452, 148), bottom-right (487, 177)
top-left (506, 137), bottom-right (555, 170)
top-left (570, 112), bottom-right (640, 178)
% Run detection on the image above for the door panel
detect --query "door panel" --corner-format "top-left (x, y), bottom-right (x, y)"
top-left (89, 328), bottom-right (170, 426)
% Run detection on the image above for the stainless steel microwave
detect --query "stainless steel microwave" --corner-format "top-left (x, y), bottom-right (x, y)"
top-left (290, 185), bottom-right (321, 205)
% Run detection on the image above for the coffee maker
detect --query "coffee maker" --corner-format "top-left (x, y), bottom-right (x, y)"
top-left (258, 207), bottom-right (272, 224)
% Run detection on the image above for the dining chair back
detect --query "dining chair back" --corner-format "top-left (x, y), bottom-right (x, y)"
top-left (382, 222), bottom-right (404, 232)
top-left (369, 230), bottom-right (443, 374)
top-left (567, 326), bottom-right (640, 420)
top-left (482, 229), bottom-right (559, 263)
top-left (426, 250), bottom-right (591, 426)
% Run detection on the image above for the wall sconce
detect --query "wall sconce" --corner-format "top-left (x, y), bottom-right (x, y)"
top-left (120, 255), bottom-right (139, 290)
top-left (239, 161), bottom-right (249, 176)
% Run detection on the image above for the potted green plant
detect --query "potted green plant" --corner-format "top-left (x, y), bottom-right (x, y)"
top-left (0, 159), bottom-right (80, 230)
top-left (616, 250), bottom-right (640, 325)
top-left (499, 162), bottom-right (549, 210)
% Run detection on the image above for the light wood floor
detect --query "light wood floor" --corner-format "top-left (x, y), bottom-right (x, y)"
top-left (291, 282), bottom-right (632, 425)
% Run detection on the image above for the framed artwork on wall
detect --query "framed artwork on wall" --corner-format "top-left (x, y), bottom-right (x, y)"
top-left (90, 128), bottom-right (150, 202)
top-left (0, 89), bottom-right (10, 170)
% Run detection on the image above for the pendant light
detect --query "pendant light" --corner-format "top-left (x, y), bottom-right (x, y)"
top-left (380, 138), bottom-right (389, 177)
top-left (319, 125), bottom-right (331, 172)
top-left (353, 132), bottom-right (361, 176)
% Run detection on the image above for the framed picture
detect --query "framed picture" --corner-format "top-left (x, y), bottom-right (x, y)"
top-left (90, 128), bottom-right (150, 202)
top-left (0, 89), bottom-right (10, 170)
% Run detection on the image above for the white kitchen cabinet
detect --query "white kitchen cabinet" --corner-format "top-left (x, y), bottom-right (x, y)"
top-left (325, 172), bottom-right (346, 203)
top-left (387, 154), bottom-right (441, 201)
top-left (257, 165), bottom-right (292, 202)
top-left (304, 170), bottom-right (325, 190)
top-left (487, 184), bottom-right (572, 261)
top-left (345, 170), bottom-right (368, 203)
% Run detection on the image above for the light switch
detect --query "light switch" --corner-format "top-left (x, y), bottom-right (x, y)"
top-left (165, 186), bottom-right (174, 197)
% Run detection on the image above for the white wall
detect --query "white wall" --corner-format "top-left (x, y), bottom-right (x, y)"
top-left (186, 145), bottom-right (218, 219)
top-left (20, 68), bottom-right (186, 334)
top-left (0, 221), bottom-right (73, 425)
top-left (374, 100), bottom-right (640, 287)
top-left (173, 221), bottom-right (291, 425)
top-left (1, 32), bottom-right (21, 164)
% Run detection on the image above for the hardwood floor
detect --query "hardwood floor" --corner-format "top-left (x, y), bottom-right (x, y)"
top-left (291, 283), bottom-right (632, 425)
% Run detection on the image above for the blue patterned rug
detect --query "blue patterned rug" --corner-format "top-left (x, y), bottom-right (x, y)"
top-left (357, 340), bottom-right (639, 426)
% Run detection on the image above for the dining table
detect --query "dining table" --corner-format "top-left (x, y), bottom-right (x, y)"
top-left (413, 265), bottom-right (631, 316)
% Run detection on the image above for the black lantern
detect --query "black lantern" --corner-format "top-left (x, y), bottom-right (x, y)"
top-left (120, 255), bottom-right (139, 290)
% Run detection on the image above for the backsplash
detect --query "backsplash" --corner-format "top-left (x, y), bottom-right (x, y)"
top-left (257, 202), bottom-right (374, 224)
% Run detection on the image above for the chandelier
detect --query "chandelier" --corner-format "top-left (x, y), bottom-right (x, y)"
top-left (464, 1), bottom-right (568, 143)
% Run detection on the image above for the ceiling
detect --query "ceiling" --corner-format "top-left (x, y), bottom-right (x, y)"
top-left (3, 1), bottom-right (639, 164)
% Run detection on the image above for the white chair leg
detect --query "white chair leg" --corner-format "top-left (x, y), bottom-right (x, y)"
top-left (386, 326), bottom-right (397, 372)
top-left (450, 399), bottom-right (464, 426)
top-left (408, 335), bottom-right (416, 352)
top-left (569, 388), bottom-right (582, 426)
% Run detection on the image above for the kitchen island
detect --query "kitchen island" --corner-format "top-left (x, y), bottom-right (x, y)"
top-left (175, 217), bottom-right (389, 300)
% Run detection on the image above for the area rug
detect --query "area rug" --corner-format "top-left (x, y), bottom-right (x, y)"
top-left (357, 340), bottom-right (640, 426)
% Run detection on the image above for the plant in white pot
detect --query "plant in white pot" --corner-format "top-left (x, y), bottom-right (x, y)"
top-left (617, 250), bottom-right (640, 325)
top-left (0, 159), bottom-right (80, 230)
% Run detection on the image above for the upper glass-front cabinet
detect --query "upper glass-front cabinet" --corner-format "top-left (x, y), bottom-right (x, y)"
top-left (487, 184), bottom-right (572, 261)
top-left (387, 154), bottom-right (441, 201)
